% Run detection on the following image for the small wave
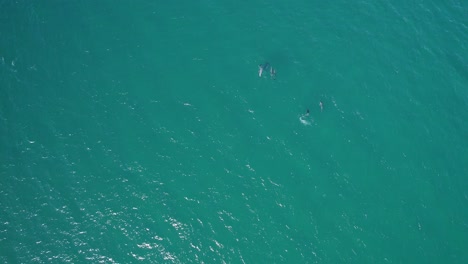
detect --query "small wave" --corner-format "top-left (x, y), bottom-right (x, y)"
top-left (299, 115), bottom-right (312, 126)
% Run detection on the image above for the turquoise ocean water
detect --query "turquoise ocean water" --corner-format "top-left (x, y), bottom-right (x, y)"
top-left (1, 0), bottom-right (468, 263)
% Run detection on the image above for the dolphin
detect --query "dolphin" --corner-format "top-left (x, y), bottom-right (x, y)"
top-left (258, 62), bottom-right (270, 77)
